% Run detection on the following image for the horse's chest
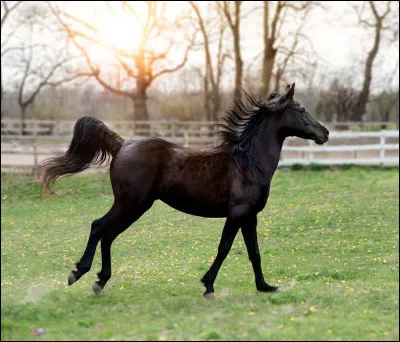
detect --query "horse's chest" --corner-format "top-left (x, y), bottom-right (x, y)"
top-left (230, 181), bottom-right (271, 216)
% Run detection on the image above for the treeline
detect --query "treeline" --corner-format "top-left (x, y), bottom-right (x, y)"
top-left (2, 78), bottom-right (398, 122)
top-left (1, 1), bottom-right (399, 123)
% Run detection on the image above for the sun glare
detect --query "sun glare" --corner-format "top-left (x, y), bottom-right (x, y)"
top-left (85, 2), bottom-right (188, 66)
top-left (98, 13), bottom-right (142, 52)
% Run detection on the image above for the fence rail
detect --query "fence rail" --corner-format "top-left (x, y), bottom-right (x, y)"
top-left (1, 119), bottom-right (398, 137)
top-left (1, 130), bottom-right (398, 170)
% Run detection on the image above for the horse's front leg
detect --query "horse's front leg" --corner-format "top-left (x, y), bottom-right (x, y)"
top-left (201, 218), bottom-right (240, 297)
top-left (241, 215), bottom-right (278, 292)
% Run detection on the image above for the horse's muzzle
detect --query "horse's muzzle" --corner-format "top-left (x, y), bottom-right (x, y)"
top-left (314, 127), bottom-right (329, 145)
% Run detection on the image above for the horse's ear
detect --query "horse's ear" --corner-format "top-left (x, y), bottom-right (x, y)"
top-left (286, 82), bottom-right (295, 98)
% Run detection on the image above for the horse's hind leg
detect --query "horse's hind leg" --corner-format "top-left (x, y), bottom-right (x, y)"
top-left (68, 201), bottom-right (153, 289)
top-left (68, 212), bottom-right (111, 285)
top-left (92, 201), bottom-right (154, 294)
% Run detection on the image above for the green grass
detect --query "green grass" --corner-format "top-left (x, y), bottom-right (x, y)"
top-left (1, 168), bottom-right (399, 341)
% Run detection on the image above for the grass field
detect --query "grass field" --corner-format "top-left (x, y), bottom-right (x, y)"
top-left (1, 167), bottom-right (399, 341)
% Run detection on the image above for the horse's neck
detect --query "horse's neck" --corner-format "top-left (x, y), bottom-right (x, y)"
top-left (255, 120), bottom-right (285, 182)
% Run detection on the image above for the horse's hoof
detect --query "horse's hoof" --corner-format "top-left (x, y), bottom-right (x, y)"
top-left (68, 272), bottom-right (77, 286)
top-left (257, 285), bottom-right (279, 293)
top-left (203, 292), bottom-right (216, 299)
top-left (92, 282), bottom-right (103, 294)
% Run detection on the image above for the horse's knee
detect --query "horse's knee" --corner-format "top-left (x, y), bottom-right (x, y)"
top-left (90, 218), bottom-right (106, 238)
top-left (91, 218), bottom-right (102, 230)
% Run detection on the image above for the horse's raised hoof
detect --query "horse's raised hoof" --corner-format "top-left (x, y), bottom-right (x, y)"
top-left (92, 281), bottom-right (104, 294)
top-left (203, 292), bottom-right (216, 299)
top-left (257, 285), bottom-right (279, 293)
top-left (68, 271), bottom-right (77, 286)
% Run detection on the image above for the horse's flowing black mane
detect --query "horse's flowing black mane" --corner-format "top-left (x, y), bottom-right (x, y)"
top-left (216, 90), bottom-right (292, 174)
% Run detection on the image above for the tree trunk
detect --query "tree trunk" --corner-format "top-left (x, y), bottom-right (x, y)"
top-left (203, 74), bottom-right (212, 121)
top-left (204, 96), bottom-right (211, 121)
top-left (133, 95), bottom-right (148, 121)
top-left (274, 70), bottom-right (282, 92)
top-left (232, 1), bottom-right (243, 103)
top-left (1, 80), bottom-right (3, 119)
top-left (351, 21), bottom-right (382, 121)
top-left (210, 88), bottom-right (221, 121)
top-left (133, 75), bottom-right (149, 121)
top-left (262, 42), bottom-right (277, 95)
top-left (233, 34), bottom-right (243, 102)
top-left (261, 2), bottom-right (278, 95)
top-left (20, 106), bottom-right (26, 135)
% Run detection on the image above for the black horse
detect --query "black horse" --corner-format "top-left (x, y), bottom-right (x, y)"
top-left (40, 83), bottom-right (329, 297)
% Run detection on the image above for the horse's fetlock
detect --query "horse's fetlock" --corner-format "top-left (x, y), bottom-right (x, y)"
top-left (200, 275), bottom-right (211, 285)
top-left (77, 263), bottom-right (91, 273)
top-left (97, 271), bottom-right (111, 281)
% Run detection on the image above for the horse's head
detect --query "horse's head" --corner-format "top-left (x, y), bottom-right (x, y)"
top-left (271, 83), bottom-right (329, 145)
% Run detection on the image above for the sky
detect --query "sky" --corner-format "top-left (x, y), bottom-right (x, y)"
top-left (1, 1), bottom-right (399, 94)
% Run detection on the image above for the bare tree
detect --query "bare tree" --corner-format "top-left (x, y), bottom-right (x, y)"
top-left (3, 3), bottom-right (80, 131)
top-left (217, 1), bottom-right (243, 102)
top-left (13, 44), bottom-right (76, 132)
top-left (1, 1), bottom-right (23, 114)
top-left (351, 1), bottom-right (398, 121)
top-left (369, 59), bottom-right (399, 122)
top-left (50, 1), bottom-right (195, 121)
top-left (370, 89), bottom-right (399, 123)
top-left (272, 8), bottom-right (322, 92)
top-left (1, 1), bottom-right (24, 58)
top-left (190, 1), bottom-right (228, 121)
top-left (260, 1), bottom-right (318, 95)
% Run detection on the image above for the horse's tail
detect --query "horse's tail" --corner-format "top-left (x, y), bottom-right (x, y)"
top-left (40, 116), bottom-right (123, 197)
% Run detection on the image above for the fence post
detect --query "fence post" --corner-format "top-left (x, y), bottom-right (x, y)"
top-left (171, 120), bottom-right (177, 139)
top-left (353, 148), bottom-right (358, 162)
top-left (380, 132), bottom-right (385, 166)
top-left (308, 140), bottom-right (313, 164)
top-left (131, 121), bottom-right (136, 137)
top-left (184, 131), bottom-right (189, 148)
top-left (31, 135), bottom-right (38, 177)
top-left (55, 120), bottom-right (60, 135)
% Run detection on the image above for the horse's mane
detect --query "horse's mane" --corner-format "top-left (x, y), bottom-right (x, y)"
top-left (215, 90), bottom-right (291, 161)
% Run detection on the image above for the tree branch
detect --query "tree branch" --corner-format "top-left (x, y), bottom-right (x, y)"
top-left (1, 0), bottom-right (23, 29)
top-left (52, 5), bottom-right (133, 98)
top-left (270, 1), bottom-right (283, 41)
top-left (150, 41), bottom-right (192, 81)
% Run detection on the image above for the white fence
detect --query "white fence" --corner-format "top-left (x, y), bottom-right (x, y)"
top-left (281, 131), bottom-right (399, 166)
top-left (1, 119), bottom-right (398, 137)
top-left (1, 130), bottom-right (398, 170)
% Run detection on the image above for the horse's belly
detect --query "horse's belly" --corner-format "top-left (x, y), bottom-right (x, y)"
top-left (159, 192), bottom-right (228, 218)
